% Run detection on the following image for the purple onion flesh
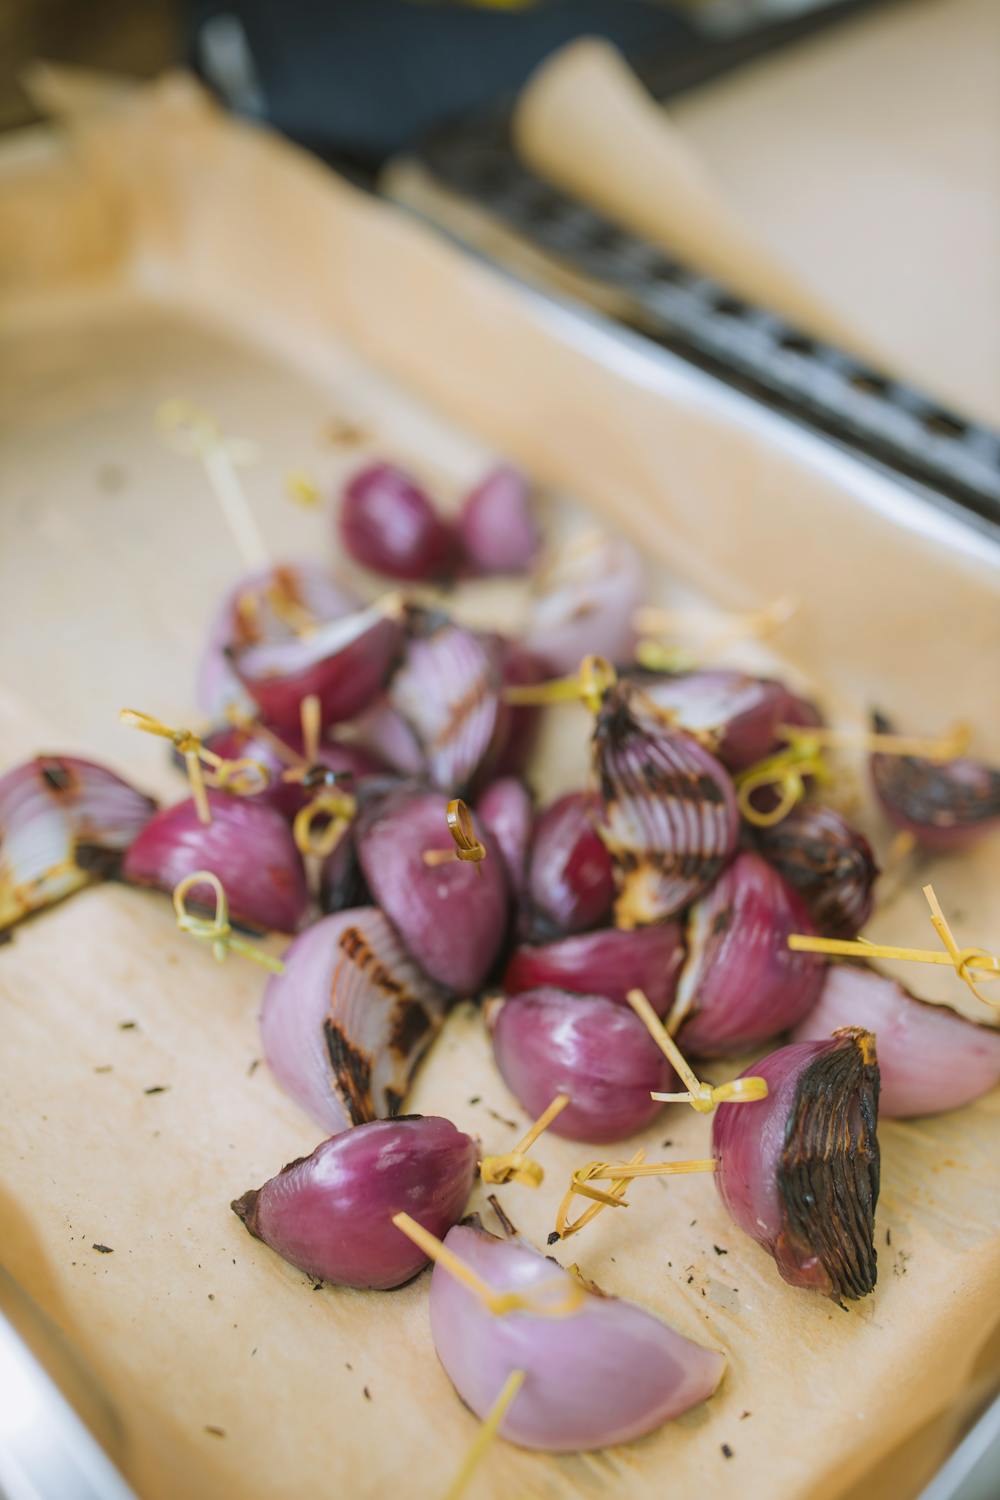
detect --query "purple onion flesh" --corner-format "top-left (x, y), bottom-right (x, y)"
top-left (504, 924), bottom-right (684, 1016)
top-left (339, 462), bottom-right (457, 581)
top-left (429, 1221), bottom-right (725, 1450)
top-left (459, 464), bottom-right (539, 575)
top-left (524, 791), bottom-right (614, 941)
top-left (522, 534), bottom-right (644, 675)
top-left (870, 710), bottom-right (1000, 852)
top-left (233, 1116), bottom-right (477, 1290)
top-left (477, 777), bottom-right (533, 903)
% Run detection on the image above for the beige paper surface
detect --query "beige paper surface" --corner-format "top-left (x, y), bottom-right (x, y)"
top-left (1, 78), bottom-right (999, 1500)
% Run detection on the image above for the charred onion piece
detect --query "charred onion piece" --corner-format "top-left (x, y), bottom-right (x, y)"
top-left (870, 710), bottom-right (1000, 851)
top-left (260, 906), bottom-right (447, 1132)
top-left (504, 925), bottom-right (684, 1016)
top-left (0, 755), bottom-right (156, 933)
top-left (669, 851), bottom-right (826, 1056)
top-left (753, 803), bottom-right (878, 939)
top-left (594, 682), bottom-right (739, 925)
top-left (713, 1029), bottom-right (880, 1300)
top-left (630, 668), bottom-right (821, 773)
top-left (427, 1221), bottom-right (725, 1450)
top-left (123, 792), bottom-right (308, 933)
top-left (232, 1116), bottom-right (477, 1289)
top-left (523, 791), bottom-right (614, 940)
top-left (792, 965), bottom-right (1000, 1117)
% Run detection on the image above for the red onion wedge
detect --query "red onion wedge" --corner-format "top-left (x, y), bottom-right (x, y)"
top-left (196, 562), bottom-right (358, 719)
top-left (668, 852), bottom-right (826, 1057)
top-left (753, 803), bottom-right (879, 939)
top-left (123, 791), bottom-right (308, 933)
top-left (0, 755), bottom-right (156, 933)
top-left (792, 965), bottom-right (1000, 1117)
top-left (339, 462), bottom-right (458, 581)
top-left (629, 669), bottom-right (820, 773)
top-left (346, 696), bottom-right (426, 777)
top-left (477, 777), bottom-right (532, 902)
top-left (524, 791), bottom-right (614, 940)
top-left (355, 786), bottom-right (508, 994)
top-left (232, 1116), bottom-right (476, 1290)
top-left (494, 644), bottom-right (548, 779)
top-left (459, 464), bottom-right (539, 575)
top-left (713, 1030), bottom-right (880, 1300)
top-left (523, 533), bottom-right (644, 675)
top-left (426, 1221), bottom-right (725, 1450)
top-left (388, 609), bottom-right (505, 795)
top-left (260, 906), bottom-right (447, 1132)
top-left (487, 989), bottom-right (675, 1142)
top-left (504, 925), bottom-right (683, 1016)
top-left (594, 682), bottom-right (739, 926)
top-left (228, 599), bottom-right (402, 735)
top-left (870, 710), bottom-right (1000, 852)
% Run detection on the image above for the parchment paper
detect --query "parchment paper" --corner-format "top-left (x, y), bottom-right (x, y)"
top-left (1, 76), bottom-right (999, 1500)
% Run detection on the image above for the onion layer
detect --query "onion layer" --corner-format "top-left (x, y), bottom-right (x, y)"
top-left (713, 1030), bottom-right (879, 1300)
top-left (429, 1222), bottom-right (725, 1450)
top-left (0, 755), bottom-right (156, 932)
top-left (260, 906), bottom-right (447, 1131)
top-left (488, 988), bottom-right (674, 1142)
top-left (355, 787), bottom-right (508, 994)
top-left (523, 534), bottom-right (644, 674)
top-left (504, 925), bottom-right (683, 1016)
top-left (459, 465), bottom-right (539, 575)
top-left (594, 683), bottom-right (739, 926)
top-left (524, 791), bottom-right (614, 940)
top-left (233, 1117), bottom-right (476, 1289)
top-left (631, 669), bottom-right (817, 773)
top-left (870, 710), bottom-right (1000, 851)
top-left (123, 791), bottom-right (308, 932)
top-left (753, 803), bottom-right (878, 939)
top-left (792, 964), bottom-right (1000, 1117)
top-left (669, 851), bottom-right (825, 1056)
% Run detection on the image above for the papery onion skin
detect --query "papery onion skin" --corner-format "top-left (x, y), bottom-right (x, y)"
top-left (752, 804), bottom-right (878, 939)
top-left (228, 602), bottom-right (402, 734)
top-left (196, 562), bottom-right (358, 719)
top-left (870, 710), bottom-right (1000, 852)
top-left (477, 777), bottom-right (532, 902)
top-left (233, 1116), bottom-right (477, 1290)
top-left (523, 534), bottom-right (644, 675)
top-left (792, 965), bottom-right (1000, 1117)
top-left (388, 609), bottom-right (506, 795)
top-left (488, 988), bottom-right (674, 1142)
top-left (429, 1222), bottom-right (725, 1450)
top-left (355, 787), bottom-right (508, 995)
top-left (340, 462), bottom-right (458, 581)
top-left (503, 925), bottom-right (683, 1016)
top-left (594, 683), bottom-right (739, 926)
top-left (669, 852), bottom-right (825, 1057)
top-left (631, 669), bottom-right (819, 773)
top-left (713, 1029), bottom-right (879, 1300)
top-left (200, 724), bottom-right (383, 821)
top-left (123, 791), bottom-right (308, 932)
top-left (260, 906), bottom-right (447, 1131)
top-left (524, 791), bottom-right (614, 941)
top-left (459, 465), bottom-right (539, 575)
top-left (0, 756), bottom-right (156, 932)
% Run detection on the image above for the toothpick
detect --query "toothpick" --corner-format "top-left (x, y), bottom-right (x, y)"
top-left (120, 707), bottom-right (213, 825)
top-left (633, 596), bottom-right (798, 645)
top-left (779, 721), bottom-right (969, 763)
top-left (626, 990), bottom-right (768, 1113)
top-left (286, 470), bottom-right (321, 507)
top-left (391, 1213), bottom-right (584, 1318)
top-left (156, 400), bottom-right (269, 572)
top-left (735, 738), bottom-right (830, 828)
top-left (300, 694), bottom-right (322, 767)
top-left (503, 654), bottom-right (616, 713)
top-left (480, 1094), bottom-right (570, 1187)
top-left (553, 1148), bottom-right (645, 1240)
top-left (172, 871), bottom-right (285, 972)
top-left (422, 799), bottom-right (487, 874)
top-left (442, 1370), bottom-right (526, 1500)
top-left (555, 1153), bottom-right (716, 1241)
top-left (292, 789), bottom-right (356, 859)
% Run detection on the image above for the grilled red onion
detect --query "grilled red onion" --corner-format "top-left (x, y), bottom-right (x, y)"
top-left (388, 610), bottom-right (505, 795)
top-left (630, 669), bottom-right (820, 773)
top-left (713, 1029), bottom-right (879, 1300)
top-left (355, 787), bottom-right (507, 994)
top-left (339, 462), bottom-right (457, 581)
top-left (493, 643), bottom-right (548, 779)
top-left (594, 683), bottom-right (739, 926)
top-left (199, 723), bottom-right (383, 820)
top-left (504, 925), bottom-right (683, 1016)
top-left (487, 989), bottom-right (675, 1142)
top-left (347, 697), bottom-right (427, 777)
top-left (669, 852), bottom-right (825, 1056)
top-left (753, 803), bottom-right (878, 938)
top-left (429, 1222), bottom-right (724, 1449)
top-left (477, 777), bottom-right (532, 901)
top-left (260, 906), bottom-right (447, 1131)
top-left (524, 791), bottom-right (614, 940)
top-left (870, 710), bottom-right (1000, 852)
top-left (233, 1116), bottom-right (476, 1290)
top-left (0, 755), bottom-right (156, 933)
top-left (792, 965), bottom-right (1000, 1117)
top-left (124, 791), bottom-right (307, 932)
top-left (196, 562), bottom-right (358, 719)
top-left (459, 464), bottom-right (539, 575)
top-left (523, 534), bottom-right (644, 674)
top-left (228, 600), bottom-right (402, 735)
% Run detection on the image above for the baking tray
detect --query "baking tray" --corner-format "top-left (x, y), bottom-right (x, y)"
top-left (1, 75), bottom-right (999, 1500)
